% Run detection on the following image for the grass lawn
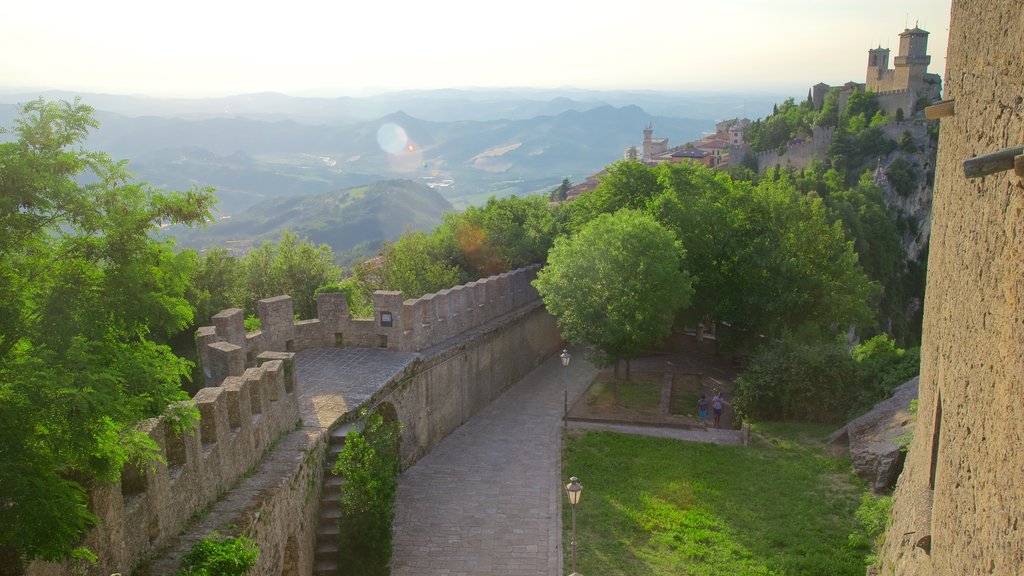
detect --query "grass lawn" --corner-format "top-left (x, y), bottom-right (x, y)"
top-left (562, 422), bottom-right (873, 575)
top-left (587, 379), bottom-right (662, 411)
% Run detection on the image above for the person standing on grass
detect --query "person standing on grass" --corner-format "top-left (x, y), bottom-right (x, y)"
top-left (697, 394), bottom-right (708, 421)
top-left (712, 391), bottom-right (724, 428)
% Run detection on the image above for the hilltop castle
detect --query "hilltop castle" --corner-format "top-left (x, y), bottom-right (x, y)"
top-left (813, 25), bottom-right (942, 117)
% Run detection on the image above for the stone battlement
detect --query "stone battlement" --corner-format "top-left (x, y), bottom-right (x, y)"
top-left (28, 354), bottom-right (300, 576)
top-left (198, 265), bottom-right (542, 386)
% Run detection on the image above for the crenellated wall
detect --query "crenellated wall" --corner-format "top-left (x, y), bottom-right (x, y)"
top-left (27, 354), bottom-right (300, 576)
top-left (199, 265), bottom-right (543, 386)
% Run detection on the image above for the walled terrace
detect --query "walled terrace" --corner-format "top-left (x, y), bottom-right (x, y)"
top-left (28, 265), bottom-right (562, 576)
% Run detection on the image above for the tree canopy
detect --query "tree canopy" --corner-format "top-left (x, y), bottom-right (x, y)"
top-left (0, 99), bottom-right (216, 567)
top-left (534, 209), bottom-right (692, 376)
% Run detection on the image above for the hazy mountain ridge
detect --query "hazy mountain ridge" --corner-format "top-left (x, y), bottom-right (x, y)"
top-left (172, 179), bottom-right (453, 262)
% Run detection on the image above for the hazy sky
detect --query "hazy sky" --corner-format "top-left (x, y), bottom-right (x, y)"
top-left (1, 0), bottom-right (951, 97)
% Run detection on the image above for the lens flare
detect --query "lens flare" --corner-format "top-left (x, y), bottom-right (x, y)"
top-left (376, 123), bottom-right (409, 155)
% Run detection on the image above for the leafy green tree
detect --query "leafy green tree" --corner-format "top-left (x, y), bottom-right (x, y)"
top-left (567, 160), bottom-right (661, 230)
top-left (186, 248), bottom-right (244, 324)
top-left (240, 231), bottom-right (340, 319)
top-left (534, 209), bottom-right (692, 378)
top-left (550, 177), bottom-right (571, 201)
top-left (332, 410), bottom-right (402, 576)
top-left (367, 230), bottom-right (462, 299)
top-left (0, 99), bottom-right (215, 568)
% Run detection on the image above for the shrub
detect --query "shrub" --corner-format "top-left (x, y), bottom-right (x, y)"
top-left (333, 410), bottom-right (403, 576)
top-left (175, 532), bottom-right (259, 576)
top-left (847, 492), bottom-right (892, 566)
top-left (733, 335), bottom-right (860, 422)
top-left (849, 335), bottom-right (921, 416)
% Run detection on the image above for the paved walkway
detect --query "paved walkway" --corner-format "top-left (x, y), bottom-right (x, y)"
top-left (295, 347), bottom-right (417, 428)
top-left (391, 346), bottom-right (598, 576)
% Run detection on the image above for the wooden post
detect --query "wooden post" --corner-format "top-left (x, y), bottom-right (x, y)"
top-left (924, 99), bottom-right (955, 120)
top-left (963, 146), bottom-right (1024, 178)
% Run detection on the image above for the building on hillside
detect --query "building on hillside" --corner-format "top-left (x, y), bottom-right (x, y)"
top-left (811, 25), bottom-right (941, 117)
top-left (878, 2), bottom-right (1024, 574)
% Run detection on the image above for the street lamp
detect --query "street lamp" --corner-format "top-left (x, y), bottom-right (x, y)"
top-left (565, 476), bottom-right (583, 575)
top-left (561, 349), bottom-right (571, 423)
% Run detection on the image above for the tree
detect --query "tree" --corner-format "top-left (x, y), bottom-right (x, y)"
top-left (239, 231), bottom-right (340, 319)
top-left (550, 177), bottom-right (571, 202)
top-left (0, 99), bottom-right (215, 568)
top-left (332, 410), bottom-right (402, 576)
top-left (534, 209), bottom-right (692, 378)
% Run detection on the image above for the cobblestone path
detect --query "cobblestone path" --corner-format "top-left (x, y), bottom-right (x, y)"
top-left (391, 347), bottom-right (597, 576)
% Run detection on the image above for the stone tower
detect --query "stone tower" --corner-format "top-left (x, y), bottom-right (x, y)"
top-left (893, 26), bottom-right (931, 90)
top-left (866, 46), bottom-right (892, 90)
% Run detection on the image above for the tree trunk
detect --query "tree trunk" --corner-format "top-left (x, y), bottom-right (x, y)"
top-left (625, 358), bottom-right (632, 380)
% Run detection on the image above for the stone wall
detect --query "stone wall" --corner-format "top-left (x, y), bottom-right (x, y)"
top-left (27, 355), bottom-right (300, 576)
top-left (199, 265), bottom-right (542, 385)
top-left (368, 303), bottom-right (562, 467)
top-left (878, 2), bottom-right (1024, 574)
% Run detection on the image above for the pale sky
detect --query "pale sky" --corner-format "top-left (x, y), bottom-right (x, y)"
top-left (0, 0), bottom-right (951, 97)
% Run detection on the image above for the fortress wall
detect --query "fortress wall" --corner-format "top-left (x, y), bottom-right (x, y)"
top-left (879, 2), bottom-right (1024, 574)
top-left (199, 266), bottom-right (543, 379)
top-left (28, 355), bottom-right (300, 576)
top-left (385, 303), bottom-right (562, 467)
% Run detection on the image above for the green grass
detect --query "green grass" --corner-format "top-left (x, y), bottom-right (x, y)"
top-left (586, 379), bottom-right (661, 411)
top-left (562, 422), bottom-right (872, 575)
top-left (670, 389), bottom-right (705, 417)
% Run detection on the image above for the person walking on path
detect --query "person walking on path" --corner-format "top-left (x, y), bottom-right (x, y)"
top-left (697, 394), bottom-right (708, 422)
top-left (712, 391), bottom-right (725, 428)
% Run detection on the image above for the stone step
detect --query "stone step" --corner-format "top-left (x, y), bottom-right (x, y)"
top-left (313, 559), bottom-right (338, 576)
top-left (317, 521), bottom-right (340, 537)
top-left (318, 505), bottom-right (342, 524)
top-left (323, 472), bottom-right (344, 489)
top-left (314, 542), bottom-right (340, 563)
top-left (328, 421), bottom-right (363, 445)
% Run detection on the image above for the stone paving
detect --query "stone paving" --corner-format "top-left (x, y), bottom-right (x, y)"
top-left (391, 346), bottom-right (598, 576)
top-left (295, 347), bottom-right (418, 428)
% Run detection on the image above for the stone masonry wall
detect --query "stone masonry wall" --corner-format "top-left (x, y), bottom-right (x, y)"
top-left (199, 265), bottom-right (542, 386)
top-left (27, 355), bottom-right (300, 576)
top-left (369, 303), bottom-right (562, 467)
top-left (879, 2), bottom-right (1024, 574)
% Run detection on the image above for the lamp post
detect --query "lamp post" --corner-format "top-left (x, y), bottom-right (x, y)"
top-left (565, 476), bottom-right (583, 575)
top-left (561, 349), bottom-right (571, 423)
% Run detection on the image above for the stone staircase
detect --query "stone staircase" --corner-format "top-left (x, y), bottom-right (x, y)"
top-left (313, 423), bottom-right (359, 576)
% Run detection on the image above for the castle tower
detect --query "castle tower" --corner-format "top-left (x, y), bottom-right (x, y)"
top-left (641, 123), bottom-right (654, 161)
top-left (893, 26), bottom-right (931, 90)
top-left (866, 47), bottom-right (892, 91)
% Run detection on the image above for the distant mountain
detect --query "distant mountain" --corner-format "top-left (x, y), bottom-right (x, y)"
top-left (0, 88), bottom-right (782, 123)
top-left (65, 104), bottom-right (711, 212)
top-left (171, 179), bottom-right (453, 264)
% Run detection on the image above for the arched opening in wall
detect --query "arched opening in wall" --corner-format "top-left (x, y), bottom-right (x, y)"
top-left (281, 534), bottom-right (299, 576)
top-left (929, 391), bottom-right (943, 490)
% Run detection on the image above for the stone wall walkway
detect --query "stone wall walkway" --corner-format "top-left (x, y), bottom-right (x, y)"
top-left (390, 346), bottom-right (597, 576)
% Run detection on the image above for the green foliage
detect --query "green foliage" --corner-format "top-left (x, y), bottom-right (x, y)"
top-left (550, 177), bottom-right (571, 201)
top-left (849, 335), bottom-right (921, 416)
top-left (315, 280), bottom-right (374, 318)
top-left (563, 425), bottom-right (871, 575)
top-left (744, 97), bottom-right (816, 153)
top-left (735, 333), bottom-right (921, 423)
top-left (885, 158), bottom-right (918, 197)
top-left (848, 493), bottom-right (892, 564)
top-left (332, 410), bottom-right (403, 576)
top-left (243, 314), bottom-right (261, 332)
top-left (241, 231), bottom-right (340, 319)
top-left (175, 531), bottom-right (259, 576)
top-left (534, 209), bottom-right (692, 373)
top-left (898, 130), bottom-right (917, 152)
top-left (814, 88), bottom-right (841, 128)
top-left (733, 335), bottom-right (861, 422)
top-left (0, 98), bottom-right (215, 564)
top-left (571, 161), bottom-right (876, 351)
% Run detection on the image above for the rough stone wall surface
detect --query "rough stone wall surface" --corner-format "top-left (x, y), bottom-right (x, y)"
top-left (385, 304), bottom-right (561, 467)
top-left (879, 2), bottom-right (1024, 575)
top-left (26, 357), bottom-right (300, 576)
